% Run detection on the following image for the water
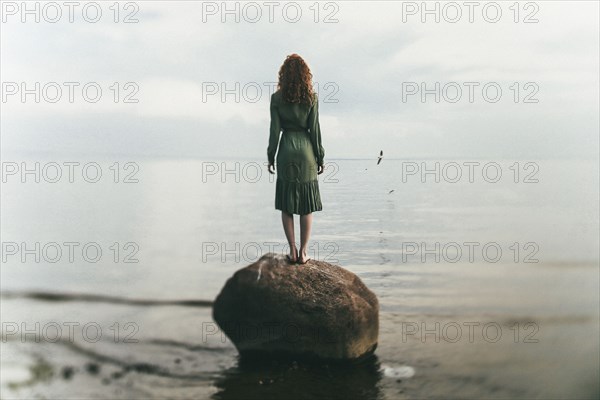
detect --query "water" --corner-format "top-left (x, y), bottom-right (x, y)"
top-left (1, 158), bottom-right (598, 399)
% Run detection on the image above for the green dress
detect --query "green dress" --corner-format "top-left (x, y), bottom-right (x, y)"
top-left (267, 90), bottom-right (325, 215)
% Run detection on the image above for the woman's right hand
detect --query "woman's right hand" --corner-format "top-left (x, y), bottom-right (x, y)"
top-left (268, 163), bottom-right (276, 174)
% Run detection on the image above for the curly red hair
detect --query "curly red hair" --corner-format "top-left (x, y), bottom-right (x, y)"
top-left (277, 54), bottom-right (315, 106)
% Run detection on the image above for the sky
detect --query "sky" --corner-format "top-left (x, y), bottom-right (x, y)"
top-left (1, 0), bottom-right (599, 160)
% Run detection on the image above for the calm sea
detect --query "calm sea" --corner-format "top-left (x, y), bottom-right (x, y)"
top-left (1, 157), bottom-right (598, 399)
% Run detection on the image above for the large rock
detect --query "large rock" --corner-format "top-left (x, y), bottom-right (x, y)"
top-left (212, 253), bottom-right (379, 361)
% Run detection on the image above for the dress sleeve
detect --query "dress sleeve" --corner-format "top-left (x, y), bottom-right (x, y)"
top-left (308, 94), bottom-right (325, 166)
top-left (267, 93), bottom-right (281, 165)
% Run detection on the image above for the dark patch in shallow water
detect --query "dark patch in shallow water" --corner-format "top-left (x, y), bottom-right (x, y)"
top-left (61, 366), bottom-right (74, 380)
top-left (85, 362), bottom-right (101, 375)
top-left (2, 291), bottom-right (213, 308)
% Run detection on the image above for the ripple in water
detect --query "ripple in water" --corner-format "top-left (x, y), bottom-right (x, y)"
top-left (381, 365), bottom-right (415, 379)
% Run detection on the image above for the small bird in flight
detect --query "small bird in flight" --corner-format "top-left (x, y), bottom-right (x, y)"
top-left (377, 150), bottom-right (383, 165)
top-left (388, 189), bottom-right (395, 194)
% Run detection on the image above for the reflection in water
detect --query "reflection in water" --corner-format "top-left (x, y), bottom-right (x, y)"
top-left (212, 354), bottom-right (383, 400)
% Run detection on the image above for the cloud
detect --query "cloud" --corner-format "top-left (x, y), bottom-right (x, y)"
top-left (2, 1), bottom-right (598, 159)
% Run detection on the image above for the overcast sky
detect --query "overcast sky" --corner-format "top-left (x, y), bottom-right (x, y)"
top-left (1, 1), bottom-right (598, 159)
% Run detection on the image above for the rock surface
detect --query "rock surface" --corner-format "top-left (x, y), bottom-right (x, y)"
top-left (212, 253), bottom-right (379, 361)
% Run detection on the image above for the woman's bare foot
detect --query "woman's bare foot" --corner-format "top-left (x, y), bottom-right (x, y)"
top-left (298, 248), bottom-right (311, 264)
top-left (287, 246), bottom-right (298, 263)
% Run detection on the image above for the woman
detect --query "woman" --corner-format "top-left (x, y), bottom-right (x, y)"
top-left (267, 54), bottom-right (325, 265)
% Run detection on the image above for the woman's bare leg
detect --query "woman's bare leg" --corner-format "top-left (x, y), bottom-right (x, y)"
top-left (299, 213), bottom-right (313, 263)
top-left (281, 211), bottom-right (297, 261)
